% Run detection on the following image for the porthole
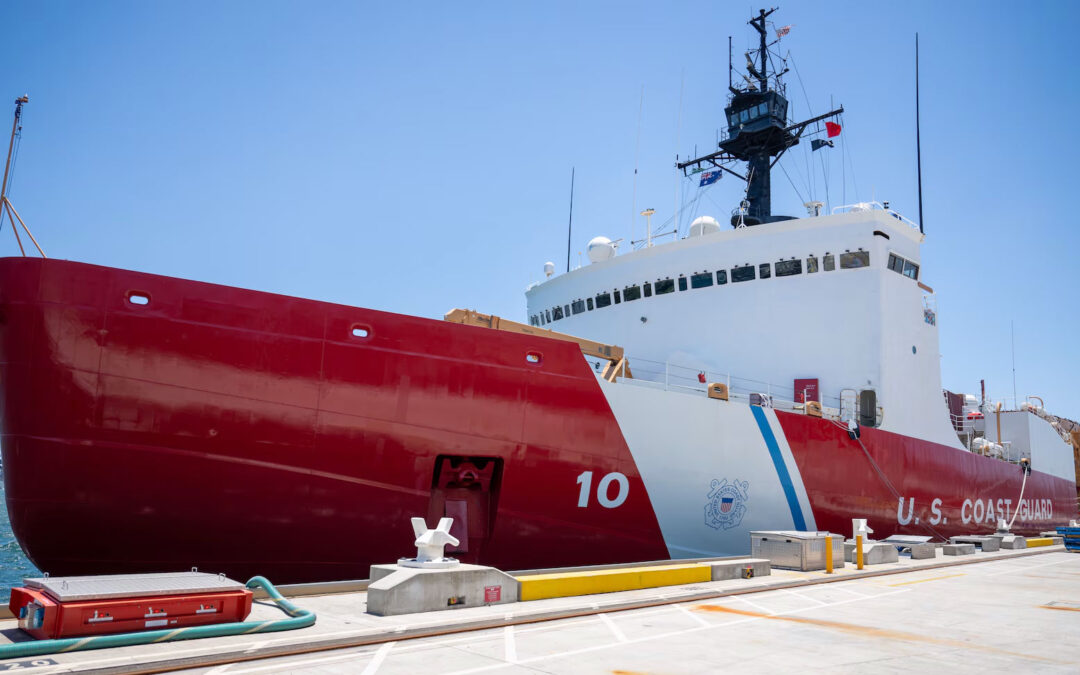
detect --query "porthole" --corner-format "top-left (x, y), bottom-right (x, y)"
top-left (526, 351), bottom-right (542, 365)
top-left (127, 292), bottom-right (150, 306)
top-left (351, 325), bottom-right (371, 339)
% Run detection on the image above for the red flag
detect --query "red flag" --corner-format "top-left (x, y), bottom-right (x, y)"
top-left (826, 122), bottom-right (842, 138)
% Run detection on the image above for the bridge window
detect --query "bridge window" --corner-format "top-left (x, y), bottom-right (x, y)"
top-left (823, 254), bottom-right (835, 271)
top-left (690, 272), bottom-right (713, 289)
top-left (564, 304), bottom-right (570, 316)
top-left (643, 282), bottom-right (652, 297)
top-left (775, 260), bottom-right (802, 277)
top-left (731, 265), bottom-right (755, 282)
top-left (613, 290), bottom-right (621, 304)
top-left (571, 299), bottom-right (586, 315)
top-left (623, 285), bottom-right (642, 301)
top-left (807, 256), bottom-right (819, 273)
top-left (759, 263), bottom-right (772, 279)
top-left (545, 310), bottom-right (551, 323)
top-left (716, 270), bottom-right (727, 285)
top-left (890, 254), bottom-right (920, 280)
top-left (655, 279), bottom-right (675, 295)
top-left (587, 298), bottom-right (594, 311)
top-left (678, 276), bottom-right (688, 291)
top-left (595, 292), bottom-right (612, 308)
top-left (552, 306), bottom-right (563, 321)
top-left (840, 251), bottom-right (870, 269)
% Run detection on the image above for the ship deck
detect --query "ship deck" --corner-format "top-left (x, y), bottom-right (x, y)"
top-left (1, 546), bottom-right (1077, 673)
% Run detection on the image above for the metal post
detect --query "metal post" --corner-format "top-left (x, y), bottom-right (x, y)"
top-left (856, 534), bottom-right (864, 570)
top-left (4, 199), bottom-right (44, 257)
top-left (825, 535), bottom-right (833, 574)
top-left (4, 205), bottom-right (25, 256)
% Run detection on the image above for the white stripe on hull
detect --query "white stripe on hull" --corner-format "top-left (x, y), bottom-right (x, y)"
top-left (598, 378), bottom-right (815, 557)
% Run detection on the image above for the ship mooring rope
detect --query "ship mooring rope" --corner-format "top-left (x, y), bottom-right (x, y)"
top-left (829, 417), bottom-right (949, 541)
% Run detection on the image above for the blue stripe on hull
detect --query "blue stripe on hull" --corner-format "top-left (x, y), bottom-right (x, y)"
top-left (751, 406), bottom-right (807, 531)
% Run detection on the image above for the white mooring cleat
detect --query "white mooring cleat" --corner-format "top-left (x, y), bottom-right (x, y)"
top-left (398, 517), bottom-right (461, 569)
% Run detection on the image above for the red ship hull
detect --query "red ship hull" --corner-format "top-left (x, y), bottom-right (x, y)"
top-left (0, 258), bottom-right (1074, 583)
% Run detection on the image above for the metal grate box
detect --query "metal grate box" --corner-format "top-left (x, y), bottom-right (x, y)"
top-left (23, 571), bottom-right (245, 602)
top-left (750, 530), bottom-right (845, 571)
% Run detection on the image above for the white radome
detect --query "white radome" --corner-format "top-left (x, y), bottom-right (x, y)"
top-left (689, 216), bottom-right (722, 237)
top-left (587, 236), bottom-right (617, 263)
top-left (543, 261), bottom-right (556, 278)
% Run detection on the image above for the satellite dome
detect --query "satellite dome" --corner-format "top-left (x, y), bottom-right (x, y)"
top-left (543, 261), bottom-right (555, 278)
top-left (689, 216), bottom-right (721, 237)
top-left (587, 236), bottom-right (617, 263)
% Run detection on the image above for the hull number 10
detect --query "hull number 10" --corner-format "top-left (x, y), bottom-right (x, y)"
top-left (576, 471), bottom-right (629, 508)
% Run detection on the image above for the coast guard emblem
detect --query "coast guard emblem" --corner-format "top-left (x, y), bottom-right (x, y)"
top-left (705, 478), bottom-right (749, 530)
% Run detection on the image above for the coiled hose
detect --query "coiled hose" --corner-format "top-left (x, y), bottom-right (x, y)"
top-left (0, 576), bottom-right (315, 660)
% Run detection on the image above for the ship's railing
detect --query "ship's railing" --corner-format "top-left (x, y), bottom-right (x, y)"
top-left (593, 355), bottom-right (849, 419)
top-left (949, 412), bottom-right (982, 451)
top-left (947, 411), bottom-right (1030, 465)
top-left (831, 201), bottom-right (920, 231)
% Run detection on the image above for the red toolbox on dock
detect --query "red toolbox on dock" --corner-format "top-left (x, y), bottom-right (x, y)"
top-left (9, 571), bottom-right (253, 640)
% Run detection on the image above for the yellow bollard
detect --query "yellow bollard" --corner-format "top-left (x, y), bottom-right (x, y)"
top-left (825, 535), bottom-right (833, 574)
top-left (856, 534), bottom-right (864, 570)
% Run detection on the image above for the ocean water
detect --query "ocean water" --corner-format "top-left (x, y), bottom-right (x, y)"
top-left (0, 474), bottom-right (40, 601)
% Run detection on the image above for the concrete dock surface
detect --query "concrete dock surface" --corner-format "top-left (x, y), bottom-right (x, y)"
top-left (1, 546), bottom-right (1077, 674)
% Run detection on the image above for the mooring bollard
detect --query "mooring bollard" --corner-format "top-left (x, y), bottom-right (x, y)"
top-left (825, 535), bottom-right (834, 574)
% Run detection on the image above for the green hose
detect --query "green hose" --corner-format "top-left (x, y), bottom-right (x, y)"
top-left (0, 576), bottom-right (316, 660)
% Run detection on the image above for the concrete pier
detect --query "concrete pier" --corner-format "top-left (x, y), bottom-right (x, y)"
top-left (0, 546), bottom-right (1073, 673)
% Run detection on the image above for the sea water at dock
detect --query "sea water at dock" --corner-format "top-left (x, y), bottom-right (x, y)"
top-left (0, 473), bottom-right (39, 601)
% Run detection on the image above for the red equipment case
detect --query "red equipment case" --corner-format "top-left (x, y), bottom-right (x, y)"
top-left (8, 572), bottom-right (253, 640)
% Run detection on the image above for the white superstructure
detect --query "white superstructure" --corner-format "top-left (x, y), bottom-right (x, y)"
top-left (526, 204), bottom-right (962, 447)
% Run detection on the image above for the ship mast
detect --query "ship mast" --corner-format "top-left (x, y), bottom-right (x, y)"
top-left (677, 8), bottom-right (843, 227)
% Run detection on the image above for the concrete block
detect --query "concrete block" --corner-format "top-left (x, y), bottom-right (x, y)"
top-left (707, 558), bottom-right (772, 581)
top-left (943, 543), bottom-right (976, 556)
top-left (910, 543), bottom-right (937, 559)
top-left (978, 537), bottom-right (1001, 552)
top-left (843, 542), bottom-right (899, 565)
top-left (366, 563), bottom-right (520, 616)
top-left (369, 564), bottom-right (398, 585)
top-left (950, 536), bottom-right (1000, 552)
top-left (1000, 536), bottom-right (1027, 550)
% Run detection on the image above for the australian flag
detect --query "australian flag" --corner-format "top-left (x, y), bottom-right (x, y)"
top-left (698, 170), bottom-right (721, 187)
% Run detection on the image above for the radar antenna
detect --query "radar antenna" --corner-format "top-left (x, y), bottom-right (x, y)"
top-left (676, 8), bottom-right (843, 227)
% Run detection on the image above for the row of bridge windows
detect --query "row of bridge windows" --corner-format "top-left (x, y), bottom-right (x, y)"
top-left (529, 251), bottom-right (874, 327)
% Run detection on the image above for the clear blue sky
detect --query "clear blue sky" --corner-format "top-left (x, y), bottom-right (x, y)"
top-left (2, 1), bottom-right (1078, 417)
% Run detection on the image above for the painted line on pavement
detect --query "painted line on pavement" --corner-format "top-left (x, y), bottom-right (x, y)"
top-left (888, 573), bottom-right (966, 587)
